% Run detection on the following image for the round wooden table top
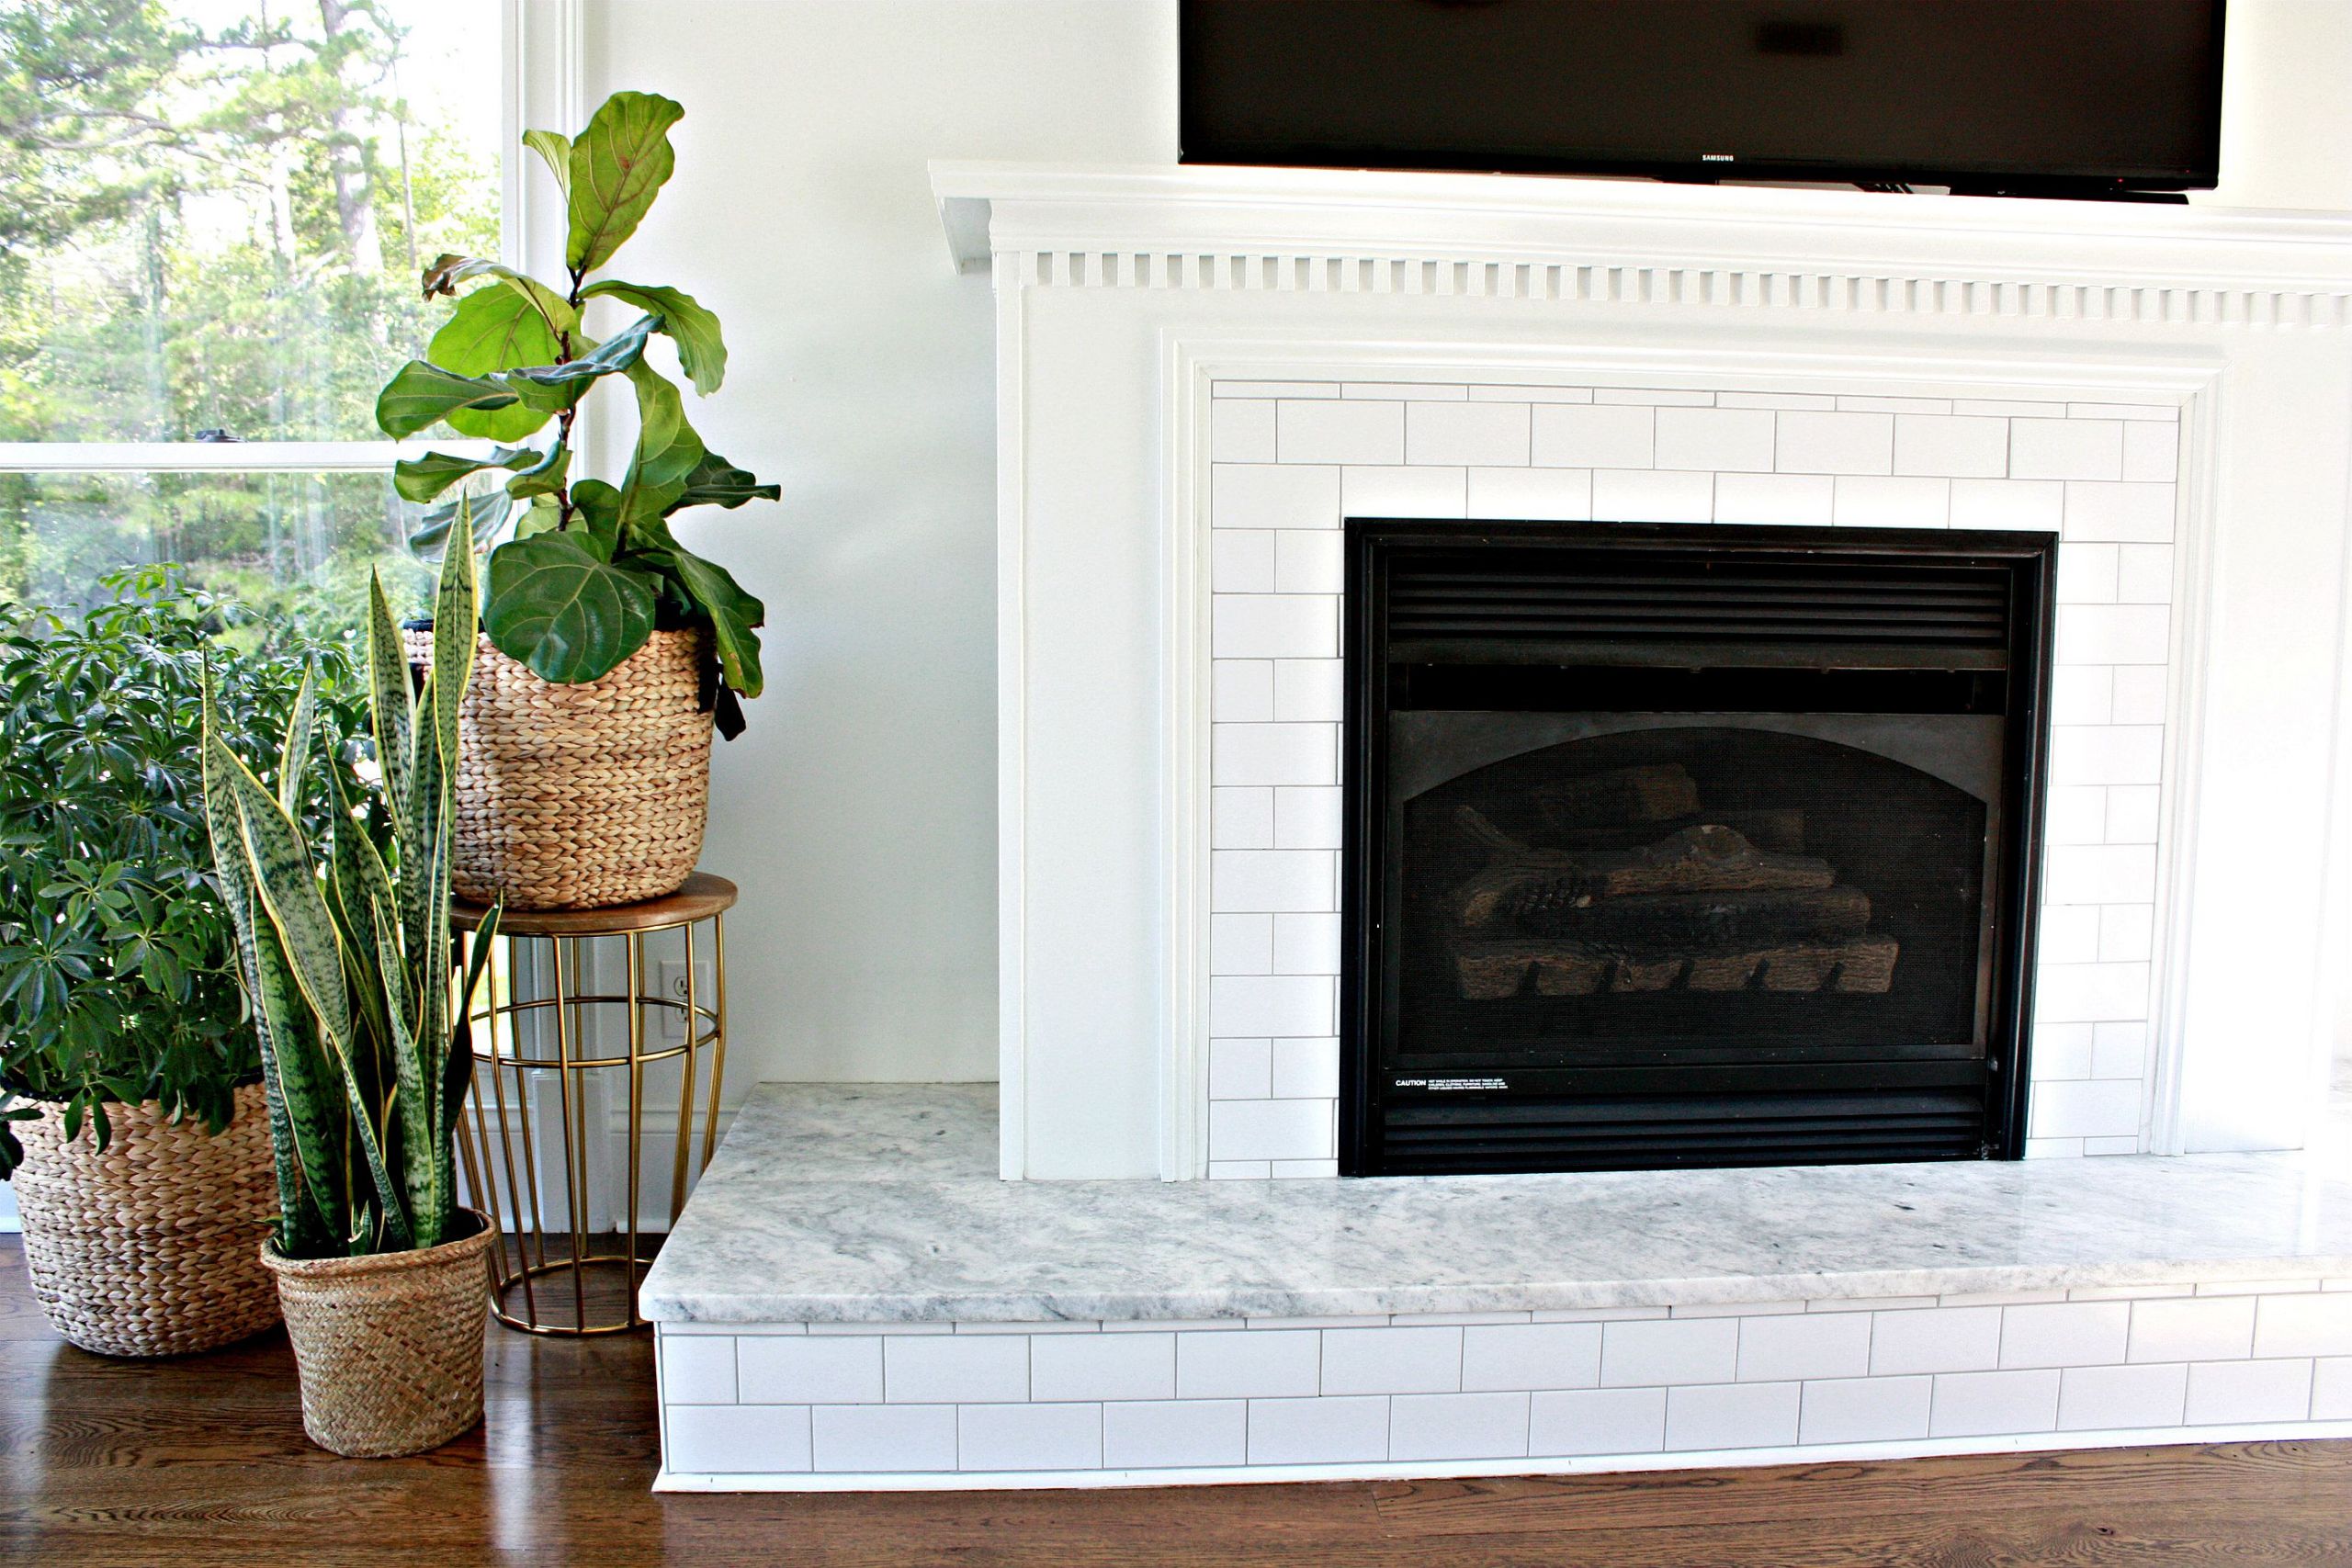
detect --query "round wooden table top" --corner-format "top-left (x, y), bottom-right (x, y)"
top-left (452, 872), bottom-right (739, 935)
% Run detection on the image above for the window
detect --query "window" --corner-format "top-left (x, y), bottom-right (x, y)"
top-left (0, 0), bottom-right (511, 625)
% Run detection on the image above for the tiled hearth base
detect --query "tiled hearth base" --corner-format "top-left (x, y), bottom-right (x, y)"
top-left (645, 1087), bottom-right (2352, 1491)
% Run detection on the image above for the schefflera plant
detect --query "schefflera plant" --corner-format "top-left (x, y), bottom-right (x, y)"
top-left (375, 91), bottom-right (776, 737)
top-left (202, 531), bottom-right (501, 1258)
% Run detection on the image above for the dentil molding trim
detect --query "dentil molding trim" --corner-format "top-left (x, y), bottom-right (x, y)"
top-left (932, 163), bottom-right (2352, 327)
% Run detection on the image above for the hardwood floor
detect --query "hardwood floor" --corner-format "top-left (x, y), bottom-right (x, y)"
top-left (5, 1237), bottom-right (2349, 1566)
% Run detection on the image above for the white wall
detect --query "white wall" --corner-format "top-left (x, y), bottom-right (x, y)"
top-left (579, 1), bottom-right (1178, 1090)
top-left (573, 0), bottom-right (2350, 1100)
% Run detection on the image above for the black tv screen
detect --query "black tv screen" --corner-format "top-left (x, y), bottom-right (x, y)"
top-left (1181, 1), bottom-right (2225, 194)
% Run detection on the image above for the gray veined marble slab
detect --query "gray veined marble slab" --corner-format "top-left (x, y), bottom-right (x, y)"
top-left (640, 1083), bottom-right (2352, 1325)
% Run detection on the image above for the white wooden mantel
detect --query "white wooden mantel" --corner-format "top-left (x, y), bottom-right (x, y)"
top-left (935, 163), bottom-right (2352, 1182)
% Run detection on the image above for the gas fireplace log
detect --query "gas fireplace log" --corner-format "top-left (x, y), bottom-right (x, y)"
top-left (1453, 936), bottom-right (1900, 999)
top-left (1531, 763), bottom-right (1700, 827)
top-left (1509, 885), bottom-right (1874, 949)
top-left (1540, 808), bottom-right (1808, 855)
top-left (1451, 825), bottom-right (1838, 928)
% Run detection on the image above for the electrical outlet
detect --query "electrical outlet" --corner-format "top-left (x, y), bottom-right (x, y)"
top-left (654, 958), bottom-right (718, 1042)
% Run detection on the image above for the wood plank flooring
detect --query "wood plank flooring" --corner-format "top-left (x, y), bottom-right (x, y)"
top-left (4, 1237), bottom-right (2349, 1566)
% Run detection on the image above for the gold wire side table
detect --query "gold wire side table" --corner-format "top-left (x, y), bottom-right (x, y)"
top-left (451, 873), bottom-right (735, 1336)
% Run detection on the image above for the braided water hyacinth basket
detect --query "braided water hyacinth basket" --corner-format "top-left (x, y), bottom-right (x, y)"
top-left (261, 1212), bottom-right (498, 1458)
top-left (407, 628), bottom-right (712, 911)
top-left (11, 1082), bottom-right (278, 1357)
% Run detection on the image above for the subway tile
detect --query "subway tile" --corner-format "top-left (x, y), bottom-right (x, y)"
top-left (1463, 1323), bottom-right (1604, 1391)
top-left (1799, 1375), bottom-right (1933, 1445)
top-left (1956, 398), bottom-right (2065, 418)
top-left (2012, 420), bottom-right (2123, 480)
top-left (1212, 399), bottom-right (1279, 462)
top-left (1467, 465), bottom-right (1592, 520)
top-left (1212, 594), bottom-right (1339, 659)
top-left (1392, 1312), bottom-right (1536, 1326)
top-left (1718, 391), bottom-right (1836, 410)
top-left (1929, 1370), bottom-right (2061, 1437)
top-left (1208, 974), bottom-right (1333, 1035)
top-left (1595, 388), bottom-right (1715, 406)
top-left (1208, 1098), bottom-right (1335, 1164)
top-left (1871, 1306), bottom-right (2004, 1375)
top-left (2255, 1294), bottom-right (2352, 1359)
top-left (2048, 726), bottom-right (2164, 787)
top-left (662, 1337), bottom-right (739, 1404)
top-left (811, 1404), bottom-right (956, 1472)
top-left (1279, 399), bottom-right (1403, 465)
top-left (1776, 411), bottom-right (1894, 474)
top-left (2057, 604), bottom-right (2170, 666)
top-left (1179, 1328), bottom-right (1321, 1399)
top-left (1206, 1161), bottom-right (1270, 1179)
top-left (2122, 421), bottom-right (2181, 482)
top-left (1321, 1326), bottom-right (1462, 1395)
top-left (1102, 1399), bottom-right (1247, 1468)
top-left (1208, 1037), bottom-right (1272, 1100)
top-left (1211, 528), bottom-right (1275, 592)
top-left (1213, 463), bottom-right (1340, 531)
top-left (2129, 1297), bottom-right (2255, 1363)
top-left (1737, 1312), bottom-right (1871, 1382)
top-left (1272, 659), bottom-right (1344, 722)
top-left (1343, 381), bottom-right (1466, 400)
top-left (2185, 1359), bottom-right (2313, 1424)
top-left (1472, 383), bottom-right (1595, 402)
top-left (1950, 478), bottom-right (2064, 532)
top-left (1666, 1382), bottom-right (1802, 1450)
top-left (2037, 906), bottom-right (2100, 966)
top-left (1600, 1317), bottom-right (1740, 1386)
top-left (2055, 543), bottom-right (2120, 604)
top-left (1340, 464), bottom-right (1466, 518)
top-left (1408, 400), bottom-right (1530, 467)
top-left (1999, 1302), bottom-right (2130, 1369)
top-left (1528, 1387), bottom-right (1668, 1456)
top-left (666, 1404), bottom-right (809, 1473)
top-left (1211, 786), bottom-right (1273, 851)
top-left (1389, 1392), bottom-right (1532, 1461)
top-left (1213, 659), bottom-right (1274, 723)
top-left (2050, 666), bottom-right (2114, 726)
top-left (1211, 852), bottom-right (1336, 918)
top-left (2070, 403), bottom-right (2177, 422)
top-left (1272, 787), bottom-right (1343, 851)
top-left (1214, 723), bottom-right (1338, 787)
top-left (2091, 1021), bottom-right (2152, 1078)
top-left (2033, 960), bottom-right (2152, 1022)
top-left (1840, 395), bottom-right (1951, 414)
top-left (2312, 1359), bottom-right (2352, 1419)
top-left (807, 1322), bottom-right (952, 1337)
top-left (1271, 1158), bottom-right (1340, 1179)
top-left (739, 1335), bottom-right (882, 1404)
top-left (1247, 1395), bottom-right (1390, 1464)
top-left (1713, 472), bottom-right (1834, 525)
top-left (2043, 785), bottom-right (2108, 845)
top-left (1269, 1035), bottom-right (1340, 1099)
top-left (957, 1403), bottom-right (1102, 1472)
top-left (2116, 544), bottom-right (2175, 604)
top-left (1215, 381), bottom-right (1338, 400)
top-left (884, 1335), bottom-right (1027, 1404)
top-left (1894, 414), bottom-right (2009, 478)
top-left (1655, 407), bottom-right (1776, 472)
top-left (1532, 403), bottom-right (1655, 468)
top-left (2198, 1279), bottom-right (2323, 1296)
top-left (2029, 1077), bottom-right (2143, 1139)
top-left (2064, 482), bottom-right (2176, 543)
top-left (1832, 475), bottom-right (1949, 528)
top-left (1272, 911), bottom-right (1341, 975)
top-left (1210, 914), bottom-right (1272, 977)
top-left (2031, 1021), bottom-right (2096, 1079)
top-left (2098, 905), bottom-right (2154, 963)
top-left (1273, 530), bottom-right (1344, 594)
top-left (1592, 468), bottom-right (1713, 523)
top-left (2058, 1362), bottom-right (2188, 1430)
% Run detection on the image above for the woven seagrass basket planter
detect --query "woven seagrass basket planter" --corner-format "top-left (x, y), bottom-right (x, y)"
top-left (10, 1081), bottom-right (278, 1358)
top-left (407, 627), bottom-right (712, 911)
top-left (261, 1211), bottom-right (498, 1458)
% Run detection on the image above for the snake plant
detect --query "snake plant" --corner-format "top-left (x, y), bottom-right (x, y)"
top-left (201, 525), bottom-right (502, 1259)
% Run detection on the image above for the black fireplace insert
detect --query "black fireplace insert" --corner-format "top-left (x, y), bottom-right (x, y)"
top-left (1340, 521), bottom-right (2057, 1176)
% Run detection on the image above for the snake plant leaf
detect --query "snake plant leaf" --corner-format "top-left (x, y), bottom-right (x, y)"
top-left (277, 661), bottom-right (316, 822)
top-left (393, 445), bottom-right (539, 504)
top-left (375, 360), bottom-right (523, 442)
top-left (565, 91), bottom-right (684, 273)
top-left (482, 529), bottom-right (658, 683)
top-left (365, 571), bottom-right (415, 859)
top-left (522, 130), bottom-right (571, 203)
top-left (420, 254), bottom-right (580, 335)
top-left (447, 905), bottom-right (502, 1140)
top-left (666, 450), bottom-right (780, 513)
top-left (581, 280), bottom-right (727, 394)
top-left (504, 442), bottom-right (571, 501)
top-left (371, 877), bottom-right (434, 1247)
top-left (407, 488), bottom-right (514, 562)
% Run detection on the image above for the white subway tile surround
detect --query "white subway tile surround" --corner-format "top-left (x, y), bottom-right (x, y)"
top-left (1206, 384), bottom-right (2180, 1168)
top-left (658, 1280), bottom-right (2350, 1487)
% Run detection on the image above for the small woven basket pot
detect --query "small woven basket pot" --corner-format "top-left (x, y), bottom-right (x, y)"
top-left (407, 627), bottom-right (712, 911)
top-left (261, 1211), bottom-right (499, 1459)
top-left (10, 1082), bottom-right (278, 1358)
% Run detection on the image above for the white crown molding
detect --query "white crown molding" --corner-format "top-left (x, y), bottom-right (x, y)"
top-left (932, 163), bottom-right (2352, 325)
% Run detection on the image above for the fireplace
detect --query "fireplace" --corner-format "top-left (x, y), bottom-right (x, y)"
top-left (1340, 522), bottom-right (2058, 1176)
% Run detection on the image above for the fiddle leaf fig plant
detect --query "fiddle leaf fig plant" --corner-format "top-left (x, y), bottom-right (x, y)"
top-left (377, 91), bottom-right (776, 736)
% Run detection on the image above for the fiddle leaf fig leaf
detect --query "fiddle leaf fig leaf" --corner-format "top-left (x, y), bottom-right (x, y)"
top-left (565, 92), bottom-right (684, 273)
top-left (500, 314), bottom-right (657, 409)
top-left (482, 531), bottom-right (657, 683)
top-left (374, 361), bottom-right (521, 441)
top-left (521, 130), bottom-right (572, 203)
top-left (623, 361), bottom-right (705, 492)
top-left (667, 449), bottom-right (780, 513)
top-left (514, 495), bottom-right (562, 539)
top-left (406, 489), bottom-right (513, 561)
top-left (392, 446), bottom-right (538, 504)
top-left (420, 254), bottom-right (577, 335)
top-left (670, 547), bottom-right (764, 699)
top-left (503, 442), bottom-right (571, 501)
top-left (425, 279), bottom-right (567, 442)
top-left (580, 280), bottom-right (726, 394)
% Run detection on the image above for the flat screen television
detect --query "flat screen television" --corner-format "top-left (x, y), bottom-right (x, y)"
top-left (1181, 1), bottom-right (2226, 197)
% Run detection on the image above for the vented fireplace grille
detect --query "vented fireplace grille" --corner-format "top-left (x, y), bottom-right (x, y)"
top-left (1341, 522), bottom-right (2057, 1177)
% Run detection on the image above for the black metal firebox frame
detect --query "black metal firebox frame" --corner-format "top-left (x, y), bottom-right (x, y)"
top-left (1340, 520), bottom-right (2059, 1178)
